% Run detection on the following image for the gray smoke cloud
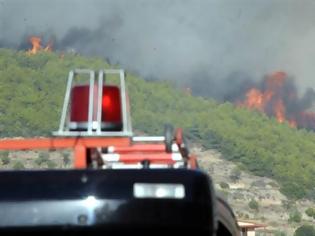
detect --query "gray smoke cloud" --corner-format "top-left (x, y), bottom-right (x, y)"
top-left (1, 0), bottom-right (315, 100)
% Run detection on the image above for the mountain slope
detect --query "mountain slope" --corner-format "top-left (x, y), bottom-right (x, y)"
top-left (196, 146), bottom-right (315, 235)
top-left (1, 48), bottom-right (315, 200)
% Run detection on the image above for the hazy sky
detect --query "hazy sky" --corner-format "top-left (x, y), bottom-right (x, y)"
top-left (1, 0), bottom-right (315, 98)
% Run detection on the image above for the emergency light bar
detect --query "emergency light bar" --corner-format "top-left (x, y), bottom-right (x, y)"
top-left (53, 69), bottom-right (132, 137)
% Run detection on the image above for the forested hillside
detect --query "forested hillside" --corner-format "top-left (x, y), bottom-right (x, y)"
top-left (1, 48), bottom-right (315, 200)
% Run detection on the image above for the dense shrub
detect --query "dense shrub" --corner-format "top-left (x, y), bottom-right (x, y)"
top-left (248, 199), bottom-right (259, 211)
top-left (219, 182), bottom-right (230, 189)
top-left (13, 161), bottom-right (25, 170)
top-left (294, 225), bottom-right (315, 236)
top-left (289, 210), bottom-right (302, 223)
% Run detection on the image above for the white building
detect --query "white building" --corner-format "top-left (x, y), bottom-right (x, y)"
top-left (238, 221), bottom-right (266, 236)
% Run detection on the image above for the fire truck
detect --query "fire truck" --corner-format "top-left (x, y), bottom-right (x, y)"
top-left (0, 69), bottom-right (240, 235)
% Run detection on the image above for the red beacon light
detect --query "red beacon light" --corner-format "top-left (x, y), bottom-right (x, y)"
top-left (69, 85), bottom-right (122, 131)
top-left (54, 69), bottom-right (132, 136)
top-left (102, 86), bottom-right (122, 126)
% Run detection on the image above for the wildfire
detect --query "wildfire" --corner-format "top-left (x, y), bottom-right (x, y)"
top-left (237, 71), bottom-right (315, 130)
top-left (243, 88), bottom-right (265, 111)
top-left (27, 36), bottom-right (52, 55)
top-left (288, 119), bottom-right (297, 128)
top-left (239, 72), bottom-right (287, 123)
top-left (274, 99), bottom-right (285, 123)
top-left (43, 40), bottom-right (53, 52)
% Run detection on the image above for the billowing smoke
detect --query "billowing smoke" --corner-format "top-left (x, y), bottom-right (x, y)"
top-left (234, 72), bottom-right (315, 130)
top-left (1, 0), bottom-right (315, 101)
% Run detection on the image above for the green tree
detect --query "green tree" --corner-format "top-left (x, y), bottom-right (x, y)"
top-left (35, 152), bottom-right (50, 166)
top-left (289, 210), bottom-right (302, 223)
top-left (305, 207), bottom-right (315, 218)
top-left (13, 161), bottom-right (25, 170)
top-left (62, 152), bottom-right (71, 166)
top-left (274, 231), bottom-right (286, 236)
top-left (219, 182), bottom-right (229, 189)
top-left (0, 151), bottom-right (9, 158)
top-left (248, 199), bottom-right (259, 211)
top-left (229, 167), bottom-right (241, 182)
top-left (1, 155), bottom-right (10, 165)
top-left (294, 225), bottom-right (315, 236)
top-left (47, 160), bottom-right (57, 169)
top-left (281, 182), bottom-right (306, 200)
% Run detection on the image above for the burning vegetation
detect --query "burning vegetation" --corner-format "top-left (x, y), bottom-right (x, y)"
top-left (27, 36), bottom-right (52, 55)
top-left (22, 36), bottom-right (315, 131)
top-left (237, 71), bottom-right (315, 130)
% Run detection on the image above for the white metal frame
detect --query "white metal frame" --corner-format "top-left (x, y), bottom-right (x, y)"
top-left (53, 69), bottom-right (133, 137)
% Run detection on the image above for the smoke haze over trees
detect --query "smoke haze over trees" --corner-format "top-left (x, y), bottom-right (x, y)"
top-left (1, 0), bottom-right (315, 100)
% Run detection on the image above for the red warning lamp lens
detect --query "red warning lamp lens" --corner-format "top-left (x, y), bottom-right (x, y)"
top-left (102, 95), bottom-right (111, 108)
top-left (69, 85), bottom-right (122, 131)
top-left (102, 86), bottom-right (122, 124)
top-left (70, 85), bottom-right (90, 123)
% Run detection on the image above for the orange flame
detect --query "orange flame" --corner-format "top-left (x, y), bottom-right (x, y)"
top-left (274, 99), bottom-right (285, 123)
top-left (288, 119), bottom-right (297, 128)
top-left (27, 36), bottom-right (53, 55)
top-left (242, 88), bottom-right (264, 111)
top-left (238, 71), bottom-right (289, 124)
top-left (43, 40), bottom-right (53, 52)
top-left (28, 37), bottom-right (42, 55)
top-left (236, 71), bottom-right (315, 130)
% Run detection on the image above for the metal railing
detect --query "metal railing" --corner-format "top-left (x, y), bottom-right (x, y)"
top-left (53, 69), bottom-right (133, 137)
